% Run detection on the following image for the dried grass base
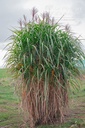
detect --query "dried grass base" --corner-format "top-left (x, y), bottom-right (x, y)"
top-left (21, 81), bottom-right (68, 128)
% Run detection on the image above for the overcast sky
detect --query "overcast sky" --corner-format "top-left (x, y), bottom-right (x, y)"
top-left (0, 0), bottom-right (85, 68)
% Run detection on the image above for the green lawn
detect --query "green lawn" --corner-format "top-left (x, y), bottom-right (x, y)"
top-left (0, 69), bottom-right (24, 128)
top-left (0, 68), bottom-right (8, 78)
top-left (0, 69), bottom-right (85, 128)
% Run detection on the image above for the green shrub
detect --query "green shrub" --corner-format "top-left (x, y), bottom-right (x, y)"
top-left (6, 8), bottom-right (85, 127)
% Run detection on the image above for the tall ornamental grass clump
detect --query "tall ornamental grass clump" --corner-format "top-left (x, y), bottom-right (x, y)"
top-left (6, 8), bottom-right (85, 127)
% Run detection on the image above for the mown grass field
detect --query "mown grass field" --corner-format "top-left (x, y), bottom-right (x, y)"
top-left (0, 68), bottom-right (85, 128)
top-left (0, 68), bottom-right (8, 78)
top-left (0, 69), bottom-right (24, 128)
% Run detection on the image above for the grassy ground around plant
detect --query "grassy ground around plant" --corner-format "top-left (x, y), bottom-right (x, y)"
top-left (0, 68), bottom-right (85, 128)
top-left (0, 68), bottom-right (8, 78)
top-left (0, 69), bottom-right (24, 128)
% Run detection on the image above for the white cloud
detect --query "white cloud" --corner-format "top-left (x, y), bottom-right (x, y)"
top-left (23, 0), bottom-right (73, 18)
top-left (0, 50), bottom-right (7, 68)
top-left (0, 41), bottom-right (9, 68)
top-left (0, 41), bottom-right (9, 50)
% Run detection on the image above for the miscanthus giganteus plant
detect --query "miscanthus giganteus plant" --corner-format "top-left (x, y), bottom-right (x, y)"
top-left (6, 7), bottom-right (85, 128)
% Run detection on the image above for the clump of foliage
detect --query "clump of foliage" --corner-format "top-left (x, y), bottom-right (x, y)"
top-left (6, 8), bottom-right (85, 128)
